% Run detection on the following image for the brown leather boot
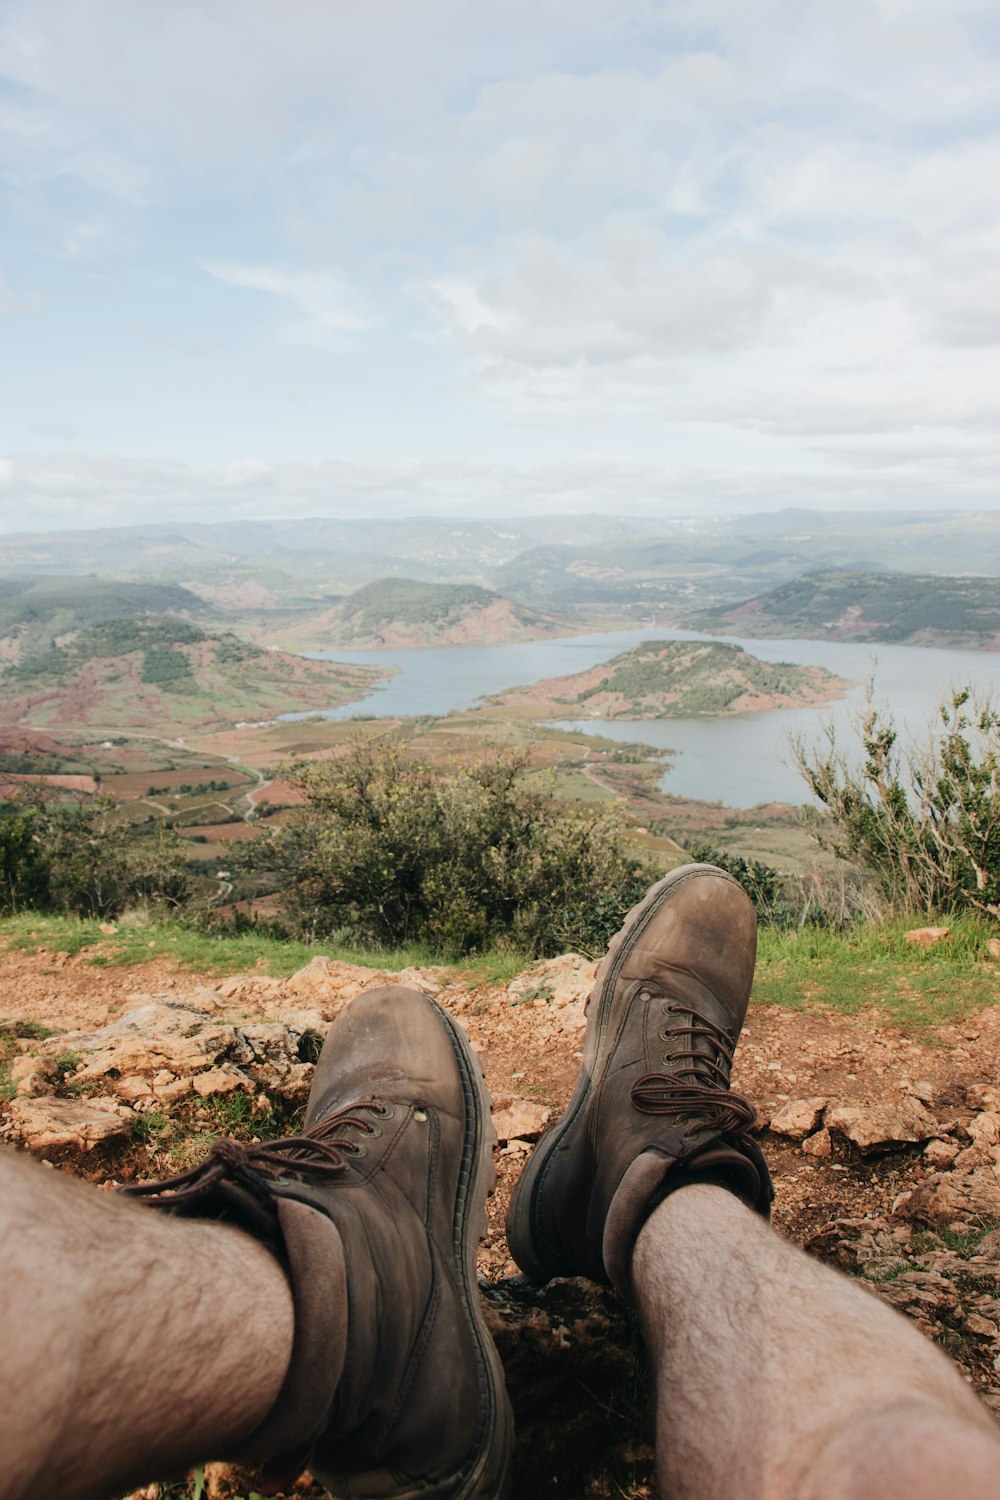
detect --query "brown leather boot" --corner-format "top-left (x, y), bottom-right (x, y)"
top-left (121, 985), bottom-right (513, 1499)
top-left (506, 864), bottom-right (773, 1300)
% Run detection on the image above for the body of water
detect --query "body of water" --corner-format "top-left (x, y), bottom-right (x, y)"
top-left (294, 629), bottom-right (999, 808)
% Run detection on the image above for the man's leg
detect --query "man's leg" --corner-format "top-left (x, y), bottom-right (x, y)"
top-left (634, 1184), bottom-right (1000, 1500)
top-left (507, 865), bottom-right (1000, 1500)
top-left (1, 986), bottom-right (512, 1500)
top-left (1, 1147), bottom-right (294, 1500)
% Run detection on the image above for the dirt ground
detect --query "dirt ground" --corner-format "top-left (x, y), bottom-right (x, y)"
top-left (3, 941), bottom-right (1000, 1500)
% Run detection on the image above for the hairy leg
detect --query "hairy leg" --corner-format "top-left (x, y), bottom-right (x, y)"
top-left (634, 1184), bottom-right (1000, 1500)
top-left (0, 1148), bottom-right (294, 1500)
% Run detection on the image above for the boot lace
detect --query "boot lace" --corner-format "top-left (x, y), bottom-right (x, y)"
top-left (120, 1101), bottom-right (394, 1208)
top-left (631, 994), bottom-right (757, 1136)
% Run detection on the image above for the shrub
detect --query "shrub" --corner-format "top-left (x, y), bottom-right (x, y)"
top-left (0, 793), bottom-right (193, 918)
top-left (792, 688), bottom-right (1000, 919)
top-left (244, 740), bottom-right (659, 957)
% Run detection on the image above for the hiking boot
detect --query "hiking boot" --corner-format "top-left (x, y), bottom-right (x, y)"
top-left (506, 864), bottom-right (773, 1299)
top-left (121, 986), bottom-right (513, 1499)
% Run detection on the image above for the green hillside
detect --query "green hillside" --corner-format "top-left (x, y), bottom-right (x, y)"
top-left (0, 577), bottom-right (211, 662)
top-left (340, 577), bottom-right (497, 630)
top-left (0, 617), bottom-right (384, 732)
top-left (688, 570), bottom-right (1000, 647)
top-left (488, 639), bottom-right (850, 718)
top-left (289, 576), bottom-right (581, 649)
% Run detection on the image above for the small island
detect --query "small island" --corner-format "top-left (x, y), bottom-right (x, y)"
top-left (483, 639), bottom-right (852, 719)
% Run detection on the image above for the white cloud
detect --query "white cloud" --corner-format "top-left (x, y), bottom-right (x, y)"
top-left (205, 263), bottom-right (376, 343)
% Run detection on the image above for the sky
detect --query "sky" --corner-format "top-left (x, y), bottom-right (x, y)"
top-left (1, 0), bottom-right (999, 532)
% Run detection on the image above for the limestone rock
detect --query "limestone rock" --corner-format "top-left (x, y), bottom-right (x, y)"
top-left (192, 1067), bottom-right (250, 1097)
top-left (904, 926), bottom-right (950, 948)
top-left (907, 1079), bottom-right (936, 1106)
top-left (825, 1099), bottom-right (938, 1154)
top-left (35, 1003), bottom-right (306, 1098)
top-left (285, 956), bottom-right (345, 997)
top-left (770, 1097), bottom-right (830, 1140)
top-left (507, 955), bottom-right (597, 1015)
top-left (278, 1008), bottom-right (325, 1037)
top-left (7, 1095), bottom-right (135, 1152)
top-left (986, 937), bottom-right (1000, 961)
top-left (393, 966), bottom-right (445, 997)
top-left (923, 1138), bottom-right (960, 1169)
top-left (802, 1127), bottom-right (833, 1159)
top-left (968, 1112), bottom-right (1000, 1147)
top-left (877, 1270), bottom-right (962, 1330)
top-left (805, 1216), bottom-right (910, 1272)
top-left (901, 1171), bottom-right (1000, 1225)
top-left (273, 1062), bottom-right (316, 1101)
top-left (9, 1055), bottom-right (53, 1097)
top-left (966, 1084), bottom-right (1000, 1113)
top-left (492, 1096), bottom-right (551, 1143)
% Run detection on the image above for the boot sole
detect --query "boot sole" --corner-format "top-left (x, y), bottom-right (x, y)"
top-left (434, 1002), bottom-right (514, 1500)
top-left (506, 864), bottom-right (741, 1283)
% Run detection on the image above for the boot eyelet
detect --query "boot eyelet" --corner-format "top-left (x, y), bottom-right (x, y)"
top-left (660, 1052), bottom-right (670, 1065)
top-left (413, 1108), bottom-right (428, 1123)
top-left (373, 1102), bottom-right (394, 1120)
top-left (352, 1143), bottom-right (368, 1158)
top-left (661, 1001), bottom-right (672, 1015)
top-left (366, 1124), bottom-right (383, 1139)
top-left (658, 1026), bottom-right (671, 1041)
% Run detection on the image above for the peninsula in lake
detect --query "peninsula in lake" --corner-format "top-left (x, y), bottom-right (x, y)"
top-left (483, 639), bottom-right (852, 719)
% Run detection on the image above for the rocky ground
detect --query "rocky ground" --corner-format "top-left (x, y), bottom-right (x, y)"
top-left (3, 943), bottom-right (1000, 1499)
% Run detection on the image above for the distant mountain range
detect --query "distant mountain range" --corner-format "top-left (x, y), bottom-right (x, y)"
top-left (687, 570), bottom-right (1000, 650)
top-left (485, 639), bottom-right (851, 719)
top-left (0, 617), bottom-right (383, 733)
top-left (0, 512), bottom-right (998, 661)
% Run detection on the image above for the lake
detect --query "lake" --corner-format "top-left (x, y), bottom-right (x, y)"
top-left (296, 628), bottom-right (999, 808)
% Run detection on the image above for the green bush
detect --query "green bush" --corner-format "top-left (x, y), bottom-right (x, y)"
top-left (244, 741), bottom-right (658, 957)
top-left (0, 793), bottom-right (193, 918)
top-left (792, 688), bottom-right (1000, 919)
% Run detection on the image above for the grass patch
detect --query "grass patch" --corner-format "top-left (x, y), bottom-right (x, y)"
top-left (753, 913), bottom-right (1000, 1031)
top-left (2, 909), bottom-right (997, 1035)
top-left (0, 912), bottom-right (448, 979)
top-left (912, 1222), bottom-right (1000, 1258)
top-left (461, 947), bottom-right (535, 985)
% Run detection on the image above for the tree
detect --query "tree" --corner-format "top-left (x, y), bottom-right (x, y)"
top-left (792, 689), bottom-right (1000, 919)
top-left (245, 740), bottom-right (659, 957)
top-left (0, 792), bottom-right (193, 918)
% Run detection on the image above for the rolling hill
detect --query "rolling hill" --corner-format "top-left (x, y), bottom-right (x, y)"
top-left (0, 576), bottom-right (212, 664)
top-left (687, 571), bottom-right (1000, 649)
top-left (264, 577), bottom-right (584, 649)
top-left (485, 639), bottom-right (851, 719)
top-left (0, 617), bottom-right (385, 733)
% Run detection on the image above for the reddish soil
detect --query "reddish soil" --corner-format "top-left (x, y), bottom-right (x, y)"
top-left (183, 822), bottom-right (259, 843)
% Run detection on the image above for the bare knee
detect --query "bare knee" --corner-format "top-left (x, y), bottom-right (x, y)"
top-left (795, 1406), bottom-right (1000, 1500)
